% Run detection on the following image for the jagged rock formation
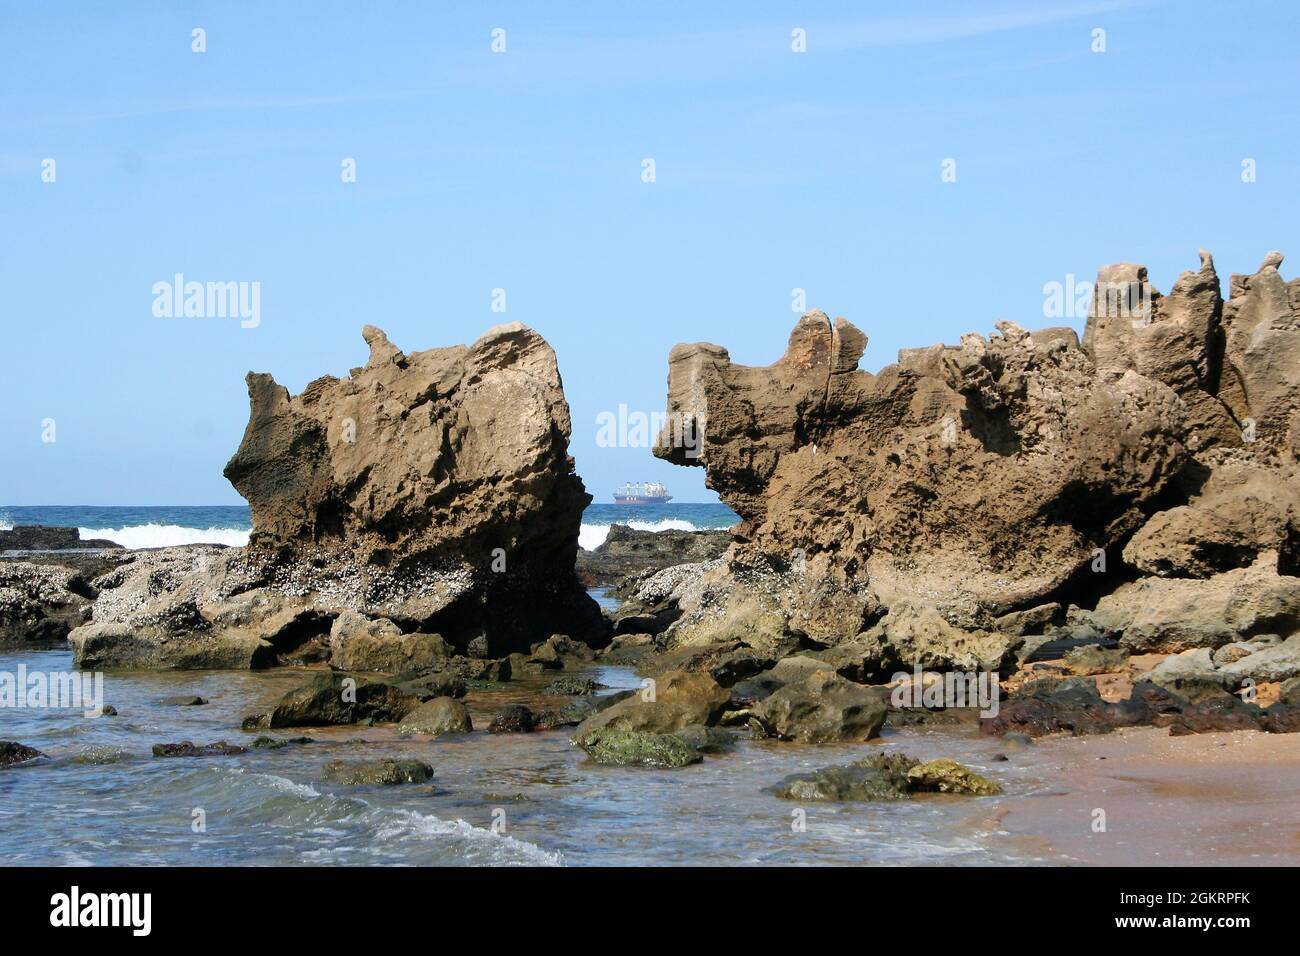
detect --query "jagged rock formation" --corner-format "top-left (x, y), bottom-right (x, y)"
top-left (0, 562), bottom-right (97, 646)
top-left (653, 252), bottom-right (1300, 671)
top-left (70, 323), bottom-right (604, 669)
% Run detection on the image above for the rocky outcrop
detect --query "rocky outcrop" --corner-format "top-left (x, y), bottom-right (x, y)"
top-left (652, 251), bottom-right (1300, 671)
top-left (69, 323), bottom-right (605, 670)
top-left (0, 561), bottom-right (96, 646)
top-left (576, 524), bottom-right (731, 586)
top-left (0, 526), bottom-right (122, 551)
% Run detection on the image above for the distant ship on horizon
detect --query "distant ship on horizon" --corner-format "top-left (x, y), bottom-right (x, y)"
top-left (613, 481), bottom-right (673, 505)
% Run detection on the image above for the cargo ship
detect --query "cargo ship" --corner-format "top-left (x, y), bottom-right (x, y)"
top-left (613, 481), bottom-right (673, 505)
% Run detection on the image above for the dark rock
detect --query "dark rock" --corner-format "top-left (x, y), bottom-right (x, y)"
top-left (672, 724), bottom-right (738, 753)
top-left (250, 736), bottom-right (314, 749)
top-left (0, 741), bottom-right (45, 768)
top-left (772, 752), bottom-right (918, 802)
top-left (159, 695), bottom-right (208, 706)
top-left (576, 524), bottom-right (730, 587)
top-left (542, 676), bottom-right (606, 696)
top-left (321, 758), bottom-right (433, 785)
top-left (488, 704), bottom-right (538, 734)
top-left (152, 741), bottom-right (247, 758)
top-left (0, 525), bottom-right (122, 551)
top-left (264, 672), bottom-right (417, 728)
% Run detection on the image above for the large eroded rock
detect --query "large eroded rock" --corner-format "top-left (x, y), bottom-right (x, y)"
top-left (70, 323), bottom-right (604, 670)
top-left (651, 251), bottom-right (1300, 670)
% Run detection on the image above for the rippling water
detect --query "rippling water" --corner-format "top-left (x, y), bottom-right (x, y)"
top-left (0, 637), bottom-right (1069, 866)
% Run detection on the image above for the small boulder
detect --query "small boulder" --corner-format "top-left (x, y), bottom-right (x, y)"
top-left (399, 697), bottom-right (473, 736)
top-left (574, 669), bottom-right (730, 736)
top-left (265, 672), bottom-right (417, 728)
top-left (488, 704), bottom-right (538, 734)
top-left (542, 676), bottom-right (606, 696)
top-left (753, 670), bottom-right (888, 743)
top-left (772, 753), bottom-right (917, 802)
top-left (321, 758), bottom-right (433, 785)
top-left (572, 727), bottom-right (702, 768)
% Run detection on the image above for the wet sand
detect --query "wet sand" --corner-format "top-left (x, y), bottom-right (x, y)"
top-left (994, 727), bottom-right (1300, 865)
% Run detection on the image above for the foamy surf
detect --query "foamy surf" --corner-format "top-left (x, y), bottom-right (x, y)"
top-left (79, 524), bottom-right (250, 549)
top-left (579, 518), bottom-right (700, 551)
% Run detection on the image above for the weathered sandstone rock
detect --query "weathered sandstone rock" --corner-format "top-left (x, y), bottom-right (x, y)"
top-left (651, 252), bottom-right (1300, 673)
top-left (69, 323), bottom-right (605, 669)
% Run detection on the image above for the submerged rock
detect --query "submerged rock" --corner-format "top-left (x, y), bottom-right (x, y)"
top-left (541, 676), bottom-right (606, 697)
top-left (152, 741), bottom-right (248, 758)
top-left (250, 736), bottom-right (314, 750)
top-left (71, 746), bottom-right (129, 764)
top-left (773, 752), bottom-right (999, 801)
top-left (906, 759), bottom-right (1002, 795)
top-left (0, 741), bottom-right (45, 768)
top-left (321, 758), bottom-right (433, 786)
top-left (572, 727), bottom-right (703, 768)
top-left (159, 695), bottom-right (208, 706)
top-left (772, 753), bottom-right (917, 802)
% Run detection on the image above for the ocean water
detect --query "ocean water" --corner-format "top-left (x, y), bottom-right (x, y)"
top-left (0, 648), bottom-right (1062, 866)
top-left (0, 502), bottom-right (738, 552)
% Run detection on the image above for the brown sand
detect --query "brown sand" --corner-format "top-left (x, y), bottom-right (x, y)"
top-left (994, 726), bottom-right (1300, 865)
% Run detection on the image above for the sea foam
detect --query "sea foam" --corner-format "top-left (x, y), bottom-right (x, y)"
top-left (578, 518), bottom-right (700, 551)
top-left (78, 524), bottom-right (251, 549)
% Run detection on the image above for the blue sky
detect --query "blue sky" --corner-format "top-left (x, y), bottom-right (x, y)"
top-left (1, 0), bottom-right (1297, 505)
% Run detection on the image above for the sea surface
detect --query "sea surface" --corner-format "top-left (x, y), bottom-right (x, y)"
top-left (0, 646), bottom-right (1066, 866)
top-left (1, 502), bottom-right (1066, 866)
top-left (0, 502), bottom-right (740, 552)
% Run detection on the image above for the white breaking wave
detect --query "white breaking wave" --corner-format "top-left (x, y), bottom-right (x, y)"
top-left (79, 524), bottom-right (251, 549)
top-left (579, 518), bottom-right (700, 551)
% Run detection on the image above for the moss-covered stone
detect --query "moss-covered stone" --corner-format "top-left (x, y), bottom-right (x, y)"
top-left (320, 758), bottom-right (434, 785)
top-left (772, 752), bottom-right (1002, 801)
top-left (573, 727), bottom-right (702, 768)
top-left (906, 758), bottom-right (1003, 795)
top-left (772, 752), bottom-right (918, 801)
